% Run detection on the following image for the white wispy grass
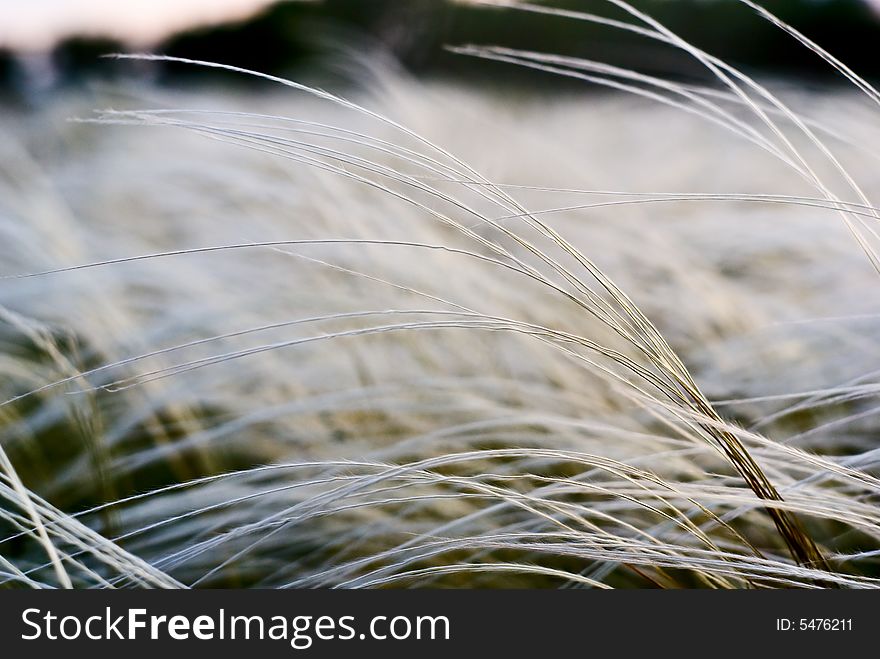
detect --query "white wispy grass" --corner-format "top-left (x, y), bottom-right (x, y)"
top-left (1, 1), bottom-right (879, 588)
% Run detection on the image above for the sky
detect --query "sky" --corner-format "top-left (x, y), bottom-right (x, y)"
top-left (0, 0), bottom-right (283, 51)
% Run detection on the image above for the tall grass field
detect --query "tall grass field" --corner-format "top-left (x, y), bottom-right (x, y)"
top-left (1, 0), bottom-right (880, 589)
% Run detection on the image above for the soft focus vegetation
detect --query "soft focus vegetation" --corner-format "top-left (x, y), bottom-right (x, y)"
top-left (1, 1), bottom-right (880, 588)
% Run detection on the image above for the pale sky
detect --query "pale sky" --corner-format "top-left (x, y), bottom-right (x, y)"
top-left (0, 0), bottom-right (285, 51)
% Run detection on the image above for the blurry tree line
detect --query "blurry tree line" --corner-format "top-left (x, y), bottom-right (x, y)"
top-left (1, 0), bottom-right (879, 95)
